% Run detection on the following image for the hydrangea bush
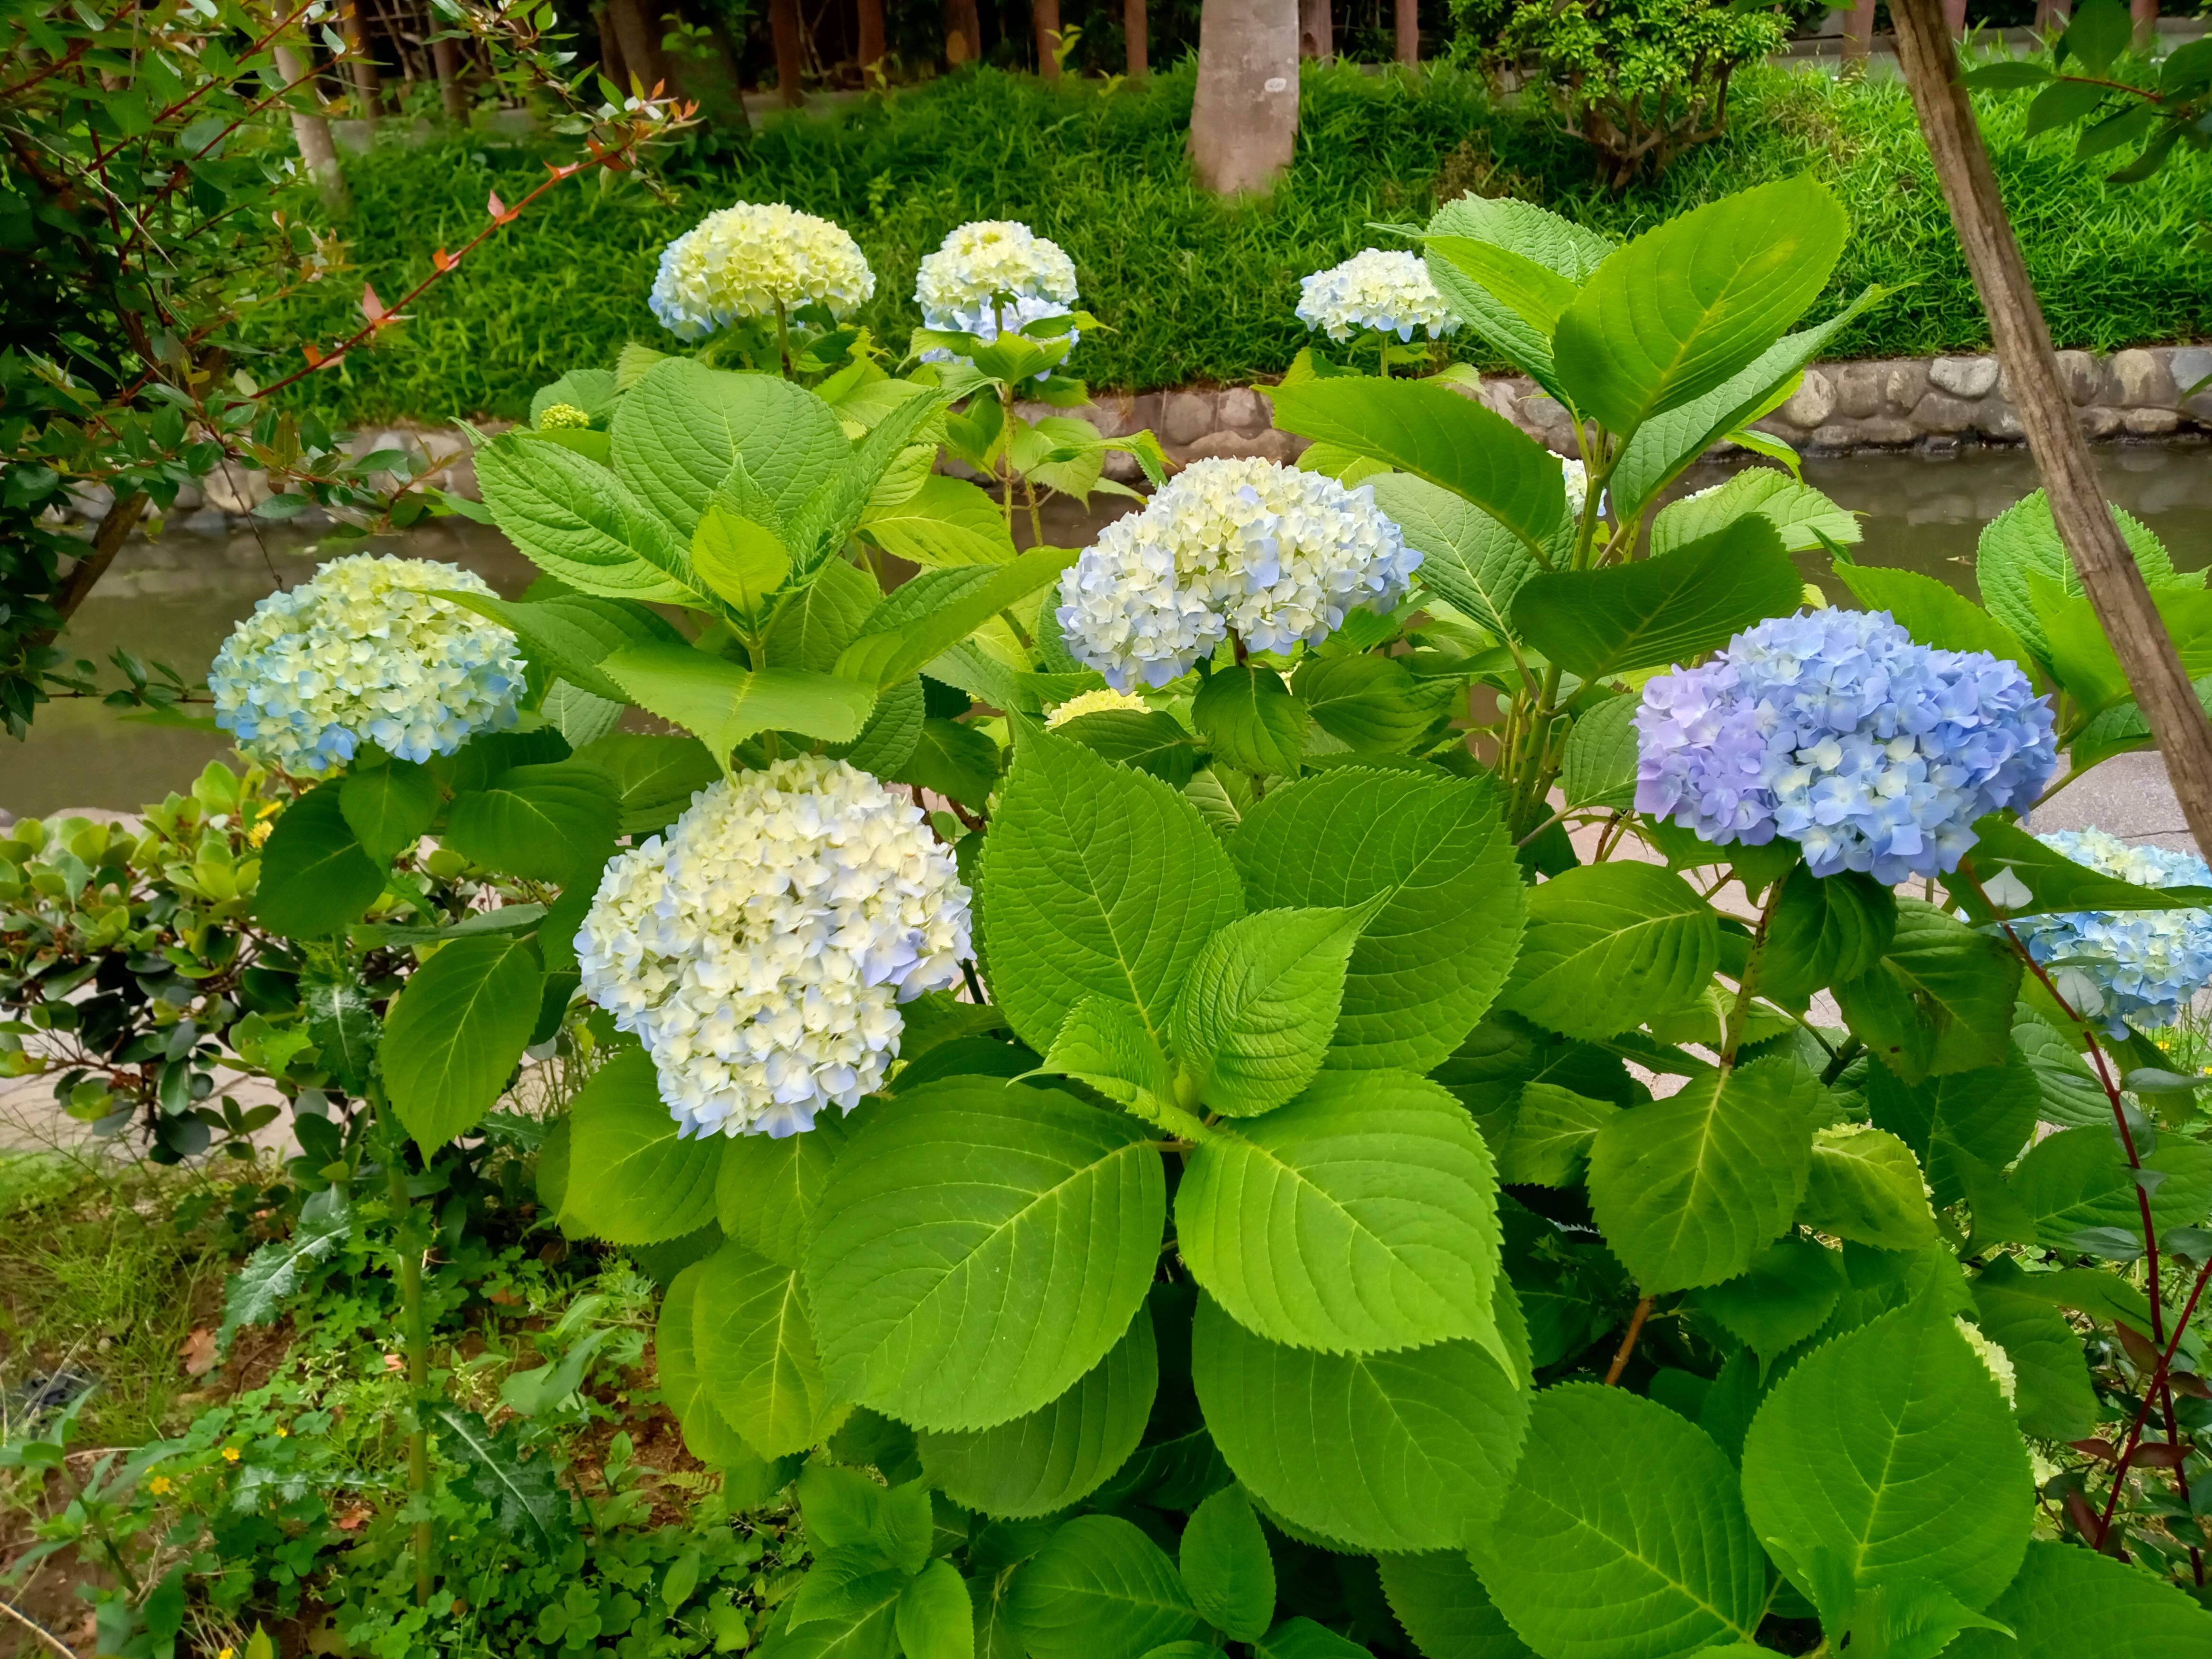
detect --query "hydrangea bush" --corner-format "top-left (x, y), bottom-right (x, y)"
top-left (1297, 248), bottom-right (1462, 346)
top-left (122, 178), bottom-right (2212, 1657)
top-left (647, 200), bottom-right (877, 342)
top-left (577, 757), bottom-right (971, 1137)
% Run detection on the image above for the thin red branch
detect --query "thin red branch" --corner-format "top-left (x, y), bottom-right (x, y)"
top-left (248, 134), bottom-right (660, 403)
top-left (2092, 1253), bottom-right (2212, 1563)
top-left (0, 34), bottom-right (90, 102)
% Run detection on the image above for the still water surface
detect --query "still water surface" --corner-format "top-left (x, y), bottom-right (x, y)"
top-left (9, 442), bottom-right (2209, 817)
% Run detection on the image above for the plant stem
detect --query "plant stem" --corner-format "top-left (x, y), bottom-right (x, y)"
top-left (53, 1461), bottom-right (139, 1600)
top-left (1720, 876), bottom-right (1788, 1068)
top-left (1605, 1295), bottom-right (1654, 1385)
top-left (375, 1090), bottom-right (435, 1605)
top-left (775, 302), bottom-right (794, 380)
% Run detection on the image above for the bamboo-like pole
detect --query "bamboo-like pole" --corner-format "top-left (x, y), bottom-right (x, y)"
top-left (1891, 0), bottom-right (2212, 860)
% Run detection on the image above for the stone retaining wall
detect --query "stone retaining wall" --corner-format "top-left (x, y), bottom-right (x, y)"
top-left (1052, 343), bottom-right (2212, 474)
top-left (54, 344), bottom-right (2212, 532)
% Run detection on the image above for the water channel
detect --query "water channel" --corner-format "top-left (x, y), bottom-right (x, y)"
top-left (8, 440), bottom-right (2209, 819)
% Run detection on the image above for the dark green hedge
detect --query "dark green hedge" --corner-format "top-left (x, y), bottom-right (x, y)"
top-left (258, 59), bottom-right (2212, 424)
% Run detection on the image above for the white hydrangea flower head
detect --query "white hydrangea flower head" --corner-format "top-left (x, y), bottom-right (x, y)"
top-left (1955, 1317), bottom-right (2018, 1405)
top-left (575, 757), bottom-right (972, 1139)
top-left (916, 219), bottom-right (1079, 334)
top-left (1045, 687), bottom-right (1151, 728)
top-left (914, 220), bottom-right (1081, 377)
top-left (1296, 249), bottom-right (1460, 345)
top-left (208, 554), bottom-right (522, 774)
top-left (1055, 457), bottom-right (1422, 690)
top-left (648, 202), bottom-right (876, 341)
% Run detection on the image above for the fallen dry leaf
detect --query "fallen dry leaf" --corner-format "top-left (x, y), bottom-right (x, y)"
top-left (180, 1328), bottom-right (219, 1377)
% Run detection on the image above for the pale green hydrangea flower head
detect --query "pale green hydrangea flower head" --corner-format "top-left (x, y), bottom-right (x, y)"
top-left (648, 201), bottom-right (876, 340)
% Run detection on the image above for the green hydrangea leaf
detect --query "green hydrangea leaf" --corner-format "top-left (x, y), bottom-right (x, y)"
top-left (1177, 1070), bottom-right (1507, 1358)
top-left (1004, 1516), bottom-right (1198, 1659)
top-left (558, 1048), bottom-right (723, 1245)
top-left (1170, 902), bottom-right (1378, 1117)
top-left (1193, 1292), bottom-right (1530, 1556)
top-left (981, 719), bottom-right (1244, 1053)
top-left (1949, 1539), bottom-right (2212, 1659)
top-left (1469, 1384), bottom-right (1766, 1659)
top-left (917, 1302), bottom-right (1156, 1519)
top-left (694, 1240), bottom-right (845, 1461)
top-left (1740, 1296), bottom-right (2033, 1614)
top-left (383, 934), bottom-right (544, 1153)
top-left (1587, 1053), bottom-right (1816, 1294)
top-left (1799, 1125), bottom-right (1939, 1252)
top-left (1504, 862), bottom-right (1720, 1042)
top-left (1176, 1485), bottom-right (1275, 1643)
top-left (806, 1079), bottom-right (1164, 1432)
top-left (1230, 768), bottom-right (1525, 1072)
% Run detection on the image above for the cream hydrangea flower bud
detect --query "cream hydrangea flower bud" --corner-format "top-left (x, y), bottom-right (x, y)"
top-left (1044, 687), bottom-right (1151, 728)
top-left (1955, 1317), bottom-right (2018, 1404)
top-left (208, 554), bottom-right (523, 773)
top-left (648, 202), bottom-right (876, 341)
top-left (1055, 457), bottom-right (1421, 690)
top-left (576, 757), bottom-right (972, 1139)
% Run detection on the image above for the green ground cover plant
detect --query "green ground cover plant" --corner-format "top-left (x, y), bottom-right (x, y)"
top-left (255, 60), bottom-right (2212, 426)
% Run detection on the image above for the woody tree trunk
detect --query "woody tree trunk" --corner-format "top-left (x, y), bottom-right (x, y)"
top-left (1891, 0), bottom-right (2212, 860)
top-left (1394, 0), bottom-right (1417, 65)
top-left (1036, 0), bottom-right (1064, 75)
top-left (1191, 0), bottom-right (1299, 195)
top-left (1125, 0), bottom-right (1148, 74)
top-left (1842, 0), bottom-right (1873, 60)
top-left (946, 0), bottom-right (984, 63)
top-left (595, 3), bottom-right (627, 88)
top-left (1299, 0), bottom-right (1331, 58)
top-left (858, 0), bottom-right (887, 72)
top-left (272, 40), bottom-right (353, 215)
top-left (343, 0), bottom-right (381, 123)
top-left (608, 0), bottom-right (667, 90)
top-left (770, 0), bottom-right (806, 104)
top-left (432, 33), bottom-right (468, 120)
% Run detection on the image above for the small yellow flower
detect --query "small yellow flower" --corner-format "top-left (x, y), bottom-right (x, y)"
top-left (275, 1425), bottom-right (289, 1437)
top-left (148, 1475), bottom-right (173, 1496)
top-left (221, 1445), bottom-right (241, 1463)
top-left (218, 1647), bottom-right (235, 1659)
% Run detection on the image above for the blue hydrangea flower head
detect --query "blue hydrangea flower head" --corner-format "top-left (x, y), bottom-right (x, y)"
top-left (2009, 828), bottom-right (2212, 1037)
top-left (208, 554), bottom-right (524, 774)
top-left (1634, 608), bottom-right (2057, 883)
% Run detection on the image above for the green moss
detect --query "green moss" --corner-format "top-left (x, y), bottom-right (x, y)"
top-left (256, 60), bottom-right (2212, 424)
